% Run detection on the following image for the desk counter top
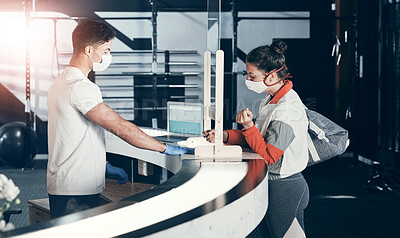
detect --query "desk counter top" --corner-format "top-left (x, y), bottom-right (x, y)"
top-left (5, 129), bottom-right (268, 238)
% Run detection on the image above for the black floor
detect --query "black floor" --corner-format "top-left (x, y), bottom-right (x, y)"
top-left (1, 157), bottom-right (400, 237)
top-left (303, 156), bottom-right (400, 238)
top-left (0, 165), bottom-right (47, 228)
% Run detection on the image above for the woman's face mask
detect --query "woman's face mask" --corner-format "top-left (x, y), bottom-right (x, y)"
top-left (88, 47), bottom-right (112, 72)
top-left (244, 63), bottom-right (269, 94)
top-left (245, 79), bottom-right (268, 94)
top-left (244, 63), bottom-right (286, 94)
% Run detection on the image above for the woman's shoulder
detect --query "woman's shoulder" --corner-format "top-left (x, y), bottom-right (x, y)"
top-left (273, 90), bottom-right (305, 119)
top-left (286, 89), bottom-right (303, 101)
top-left (275, 89), bottom-right (303, 106)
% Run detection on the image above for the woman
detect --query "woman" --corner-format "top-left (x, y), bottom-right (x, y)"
top-left (204, 40), bottom-right (309, 237)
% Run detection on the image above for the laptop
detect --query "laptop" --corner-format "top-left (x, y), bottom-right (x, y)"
top-left (154, 102), bottom-right (203, 143)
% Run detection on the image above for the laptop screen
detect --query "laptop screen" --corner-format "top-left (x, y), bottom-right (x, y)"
top-left (167, 102), bottom-right (203, 135)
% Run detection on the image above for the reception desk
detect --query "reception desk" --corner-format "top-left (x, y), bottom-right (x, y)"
top-left (4, 129), bottom-right (268, 238)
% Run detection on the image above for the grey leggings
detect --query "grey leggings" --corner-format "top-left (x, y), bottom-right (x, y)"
top-left (266, 172), bottom-right (309, 237)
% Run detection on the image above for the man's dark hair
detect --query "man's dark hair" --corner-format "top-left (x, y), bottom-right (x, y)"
top-left (72, 20), bottom-right (116, 53)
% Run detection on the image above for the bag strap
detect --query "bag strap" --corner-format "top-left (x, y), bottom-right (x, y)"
top-left (307, 132), bottom-right (321, 162)
top-left (303, 103), bottom-right (329, 142)
top-left (309, 120), bottom-right (330, 142)
top-left (303, 103), bottom-right (324, 163)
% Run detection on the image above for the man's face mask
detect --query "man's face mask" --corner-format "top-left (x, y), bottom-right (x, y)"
top-left (88, 47), bottom-right (112, 72)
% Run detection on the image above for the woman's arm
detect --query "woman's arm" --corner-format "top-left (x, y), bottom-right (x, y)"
top-left (242, 121), bottom-right (295, 165)
top-left (225, 129), bottom-right (248, 146)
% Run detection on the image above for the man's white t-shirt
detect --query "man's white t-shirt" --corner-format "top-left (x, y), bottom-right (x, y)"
top-left (47, 67), bottom-right (106, 195)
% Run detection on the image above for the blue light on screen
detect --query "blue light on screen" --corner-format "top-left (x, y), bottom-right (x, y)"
top-left (169, 121), bottom-right (202, 135)
top-left (168, 103), bottom-right (202, 135)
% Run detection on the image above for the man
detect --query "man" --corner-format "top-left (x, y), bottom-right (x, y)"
top-left (47, 20), bottom-right (193, 218)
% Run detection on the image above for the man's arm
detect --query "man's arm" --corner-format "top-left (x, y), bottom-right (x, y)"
top-left (85, 102), bottom-right (166, 152)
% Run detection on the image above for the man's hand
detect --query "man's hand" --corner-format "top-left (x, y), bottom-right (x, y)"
top-left (106, 164), bottom-right (128, 184)
top-left (236, 108), bottom-right (254, 130)
top-left (161, 144), bottom-right (194, 155)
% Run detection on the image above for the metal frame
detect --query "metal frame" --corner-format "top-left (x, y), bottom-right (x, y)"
top-left (230, 0), bottom-right (239, 129)
top-left (32, 17), bottom-right (152, 20)
top-left (47, 0), bottom-right (200, 121)
top-left (58, 50), bottom-right (199, 55)
top-left (352, 0), bottom-right (360, 164)
top-left (24, 0), bottom-right (33, 168)
top-left (23, 2), bottom-right (205, 131)
top-left (150, 0), bottom-right (158, 112)
top-left (378, 0), bottom-right (400, 156)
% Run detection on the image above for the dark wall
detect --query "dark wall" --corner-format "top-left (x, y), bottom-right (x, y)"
top-left (0, 83), bottom-right (26, 126)
top-left (377, 0), bottom-right (400, 165)
top-left (0, 83), bottom-right (48, 154)
top-left (351, 0), bottom-right (379, 159)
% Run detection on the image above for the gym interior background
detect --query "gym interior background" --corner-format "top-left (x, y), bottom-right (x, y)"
top-left (0, 0), bottom-right (399, 237)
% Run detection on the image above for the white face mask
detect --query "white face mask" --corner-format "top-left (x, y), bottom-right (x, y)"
top-left (245, 64), bottom-right (289, 94)
top-left (89, 47), bottom-right (112, 72)
top-left (245, 79), bottom-right (268, 94)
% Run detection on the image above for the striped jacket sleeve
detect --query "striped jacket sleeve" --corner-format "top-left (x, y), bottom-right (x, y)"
top-left (242, 121), bottom-right (295, 165)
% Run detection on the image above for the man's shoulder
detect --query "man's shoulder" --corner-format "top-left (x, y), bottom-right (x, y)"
top-left (62, 67), bottom-right (89, 82)
top-left (72, 79), bottom-right (100, 93)
top-left (61, 68), bottom-right (99, 91)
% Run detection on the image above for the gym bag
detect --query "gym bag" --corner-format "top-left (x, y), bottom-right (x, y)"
top-left (305, 107), bottom-right (350, 166)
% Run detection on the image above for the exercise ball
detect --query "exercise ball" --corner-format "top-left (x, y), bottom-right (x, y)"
top-left (0, 121), bottom-right (38, 167)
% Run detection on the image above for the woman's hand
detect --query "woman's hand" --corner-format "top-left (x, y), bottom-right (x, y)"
top-left (203, 129), bottom-right (228, 143)
top-left (236, 108), bottom-right (254, 130)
